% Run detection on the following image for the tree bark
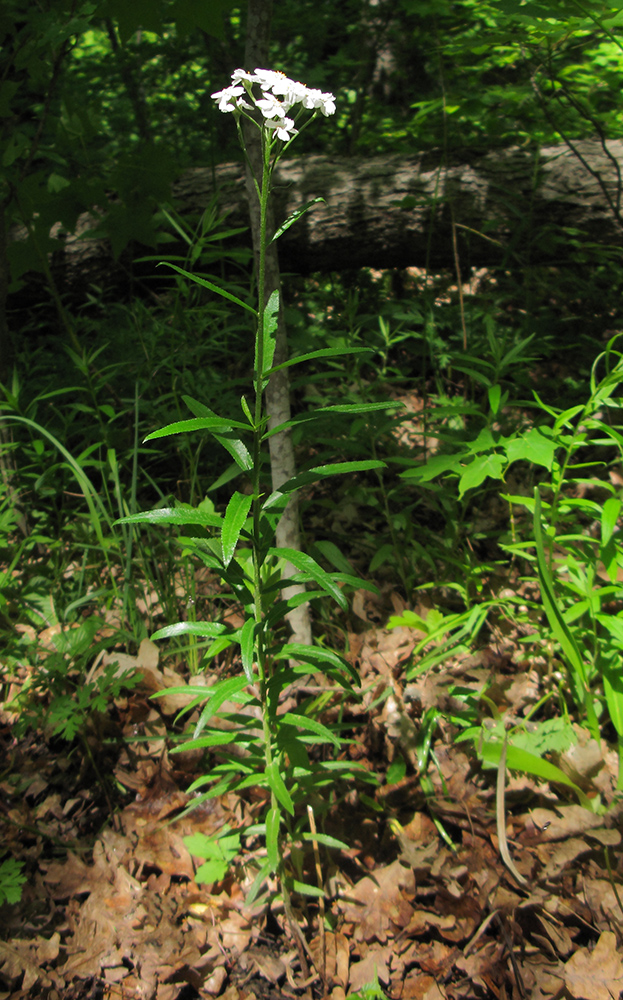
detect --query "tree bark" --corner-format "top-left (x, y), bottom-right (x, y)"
top-left (10, 139), bottom-right (623, 309)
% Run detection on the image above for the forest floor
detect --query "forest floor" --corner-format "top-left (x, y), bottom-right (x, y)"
top-left (2, 574), bottom-right (623, 1000)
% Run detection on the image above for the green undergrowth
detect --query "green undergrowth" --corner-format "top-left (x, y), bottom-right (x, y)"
top-left (2, 264), bottom-right (623, 912)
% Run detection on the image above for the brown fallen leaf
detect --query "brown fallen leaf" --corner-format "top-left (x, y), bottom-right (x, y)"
top-left (339, 860), bottom-right (415, 942)
top-left (563, 931), bottom-right (623, 1000)
top-left (349, 945), bottom-right (391, 991)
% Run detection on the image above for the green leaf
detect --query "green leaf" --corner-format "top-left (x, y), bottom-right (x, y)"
top-left (400, 453), bottom-right (466, 482)
top-left (221, 491), bottom-right (253, 567)
top-left (458, 453), bottom-right (505, 497)
top-left (183, 396), bottom-right (252, 472)
top-left (263, 461), bottom-right (385, 507)
top-left (266, 807), bottom-right (281, 872)
top-left (270, 547), bottom-right (347, 610)
top-left (151, 621), bottom-right (228, 640)
top-left (260, 289), bottom-right (279, 382)
top-left (601, 496), bottom-right (621, 548)
top-left (317, 401), bottom-right (403, 415)
top-left (272, 643), bottom-right (359, 685)
top-left (479, 738), bottom-right (592, 809)
top-left (145, 416), bottom-right (249, 440)
top-left (301, 832), bottom-right (350, 850)
top-left (266, 760), bottom-right (294, 815)
top-left (533, 489), bottom-right (598, 737)
top-left (280, 711), bottom-right (341, 747)
top-left (195, 859), bottom-right (228, 883)
top-left (158, 263), bottom-right (257, 316)
top-left (115, 505), bottom-right (222, 529)
top-left (291, 879), bottom-right (324, 898)
top-left (265, 347), bottom-right (373, 377)
top-left (603, 664), bottom-right (623, 738)
top-left (240, 617), bottom-right (255, 683)
top-left (506, 426), bottom-right (556, 470)
top-left (269, 197), bottom-right (326, 244)
top-left (0, 858), bottom-right (26, 906)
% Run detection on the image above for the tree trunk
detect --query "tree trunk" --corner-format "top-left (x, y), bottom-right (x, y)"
top-left (10, 139), bottom-right (623, 308)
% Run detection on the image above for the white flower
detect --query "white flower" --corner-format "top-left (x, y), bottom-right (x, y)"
top-left (302, 88), bottom-right (336, 116)
top-left (253, 68), bottom-right (288, 91)
top-left (256, 94), bottom-right (287, 120)
top-left (212, 69), bottom-right (336, 121)
top-left (270, 76), bottom-right (308, 111)
top-left (231, 68), bottom-right (258, 84)
top-left (211, 84), bottom-right (246, 112)
top-left (265, 117), bottom-right (298, 142)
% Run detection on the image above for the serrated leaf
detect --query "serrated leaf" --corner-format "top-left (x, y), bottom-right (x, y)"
top-left (458, 453), bottom-right (505, 497)
top-left (221, 491), bottom-right (253, 566)
top-left (195, 859), bottom-right (228, 883)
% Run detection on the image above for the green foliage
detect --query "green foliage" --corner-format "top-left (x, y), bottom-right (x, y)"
top-left (0, 856), bottom-right (26, 906)
top-left (7, 615), bottom-right (141, 742)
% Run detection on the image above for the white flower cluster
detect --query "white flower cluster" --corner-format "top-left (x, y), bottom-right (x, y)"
top-left (211, 68), bottom-right (336, 141)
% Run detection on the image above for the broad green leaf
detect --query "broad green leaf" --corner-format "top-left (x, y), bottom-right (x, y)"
top-left (506, 427), bottom-right (556, 471)
top-left (240, 617), bottom-right (255, 683)
top-left (116, 505), bottom-right (222, 529)
top-left (266, 807), bottom-right (281, 872)
top-left (458, 453), bottom-right (506, 497)
top-left (269, 197), bottom-right (325, 244)
top-left (158, 263), bottom-right (257, 316)
top-left (195, 858), bottom-right (228, 883)
top-left (266, 760), bottom-right (294, 815)
top-left (263, 461), bottom-right (385, 508)
top-left (270, 547), bottom-right (347, 610)
top-left (400, 453), bottom-right (466, 482)
top-left (221, 491), bottom-right (253, 567)
top-left (145, 416), bottom-right (249, 441)
top-left (280, 711), bottom-right (341, 747)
